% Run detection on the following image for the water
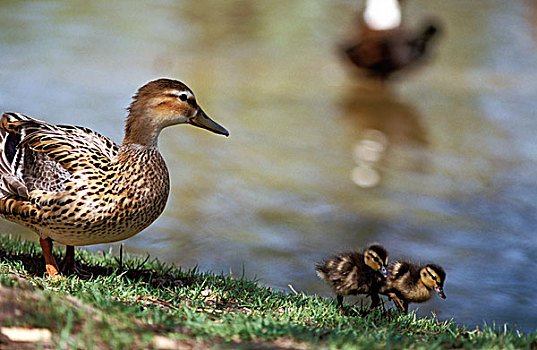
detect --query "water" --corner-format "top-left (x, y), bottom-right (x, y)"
top-left (1, 0), bottom-right (537, 332)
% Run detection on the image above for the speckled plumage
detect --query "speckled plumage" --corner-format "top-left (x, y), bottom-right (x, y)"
top-left (0, 78), bottom-right (229, 277)
top-left (315, 244), bottom-right (389, 310)
top-left (0, 113), bottom-right (169, 245)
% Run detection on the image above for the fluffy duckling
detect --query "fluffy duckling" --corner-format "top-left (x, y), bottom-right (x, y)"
top-left (342, 0), bottom-right (441, 81)
top-left (315, 244), bottom-right (389, 311)
top-left (380, 262), bottom-right (446, 313)
top-left (0, 78), bottom-right (229, 278)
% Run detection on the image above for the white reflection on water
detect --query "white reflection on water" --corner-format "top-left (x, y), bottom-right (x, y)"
top-left (1, 0), bottom-right (537, 332)
top-left (351, 129), bottom-right (388, 187)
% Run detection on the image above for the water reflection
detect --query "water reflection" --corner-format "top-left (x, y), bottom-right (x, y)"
top-left (351, 129), bottom-right (387, 188)
top-left (341, 83), bottom-right (427, 188)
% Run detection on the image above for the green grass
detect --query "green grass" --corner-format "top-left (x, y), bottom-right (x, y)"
top-left (0, 235), bottom-right (535, 349)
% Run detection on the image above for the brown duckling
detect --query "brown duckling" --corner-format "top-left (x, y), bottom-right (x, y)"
top-left (315, 244), bottom-right (389, 311)
top-left (380, 262), bottom-right (446, 313)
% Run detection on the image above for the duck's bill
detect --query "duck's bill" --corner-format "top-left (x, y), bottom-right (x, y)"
top-left (434, 286), bottom-right (446, 299)
top-left (380, 266), bottom-right (390, 279)
top-left (189, 108), bottom-right (229, 136)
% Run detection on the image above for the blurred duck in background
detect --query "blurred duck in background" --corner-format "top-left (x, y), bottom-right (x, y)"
top-left (341, 0), bottom-right (441, 82)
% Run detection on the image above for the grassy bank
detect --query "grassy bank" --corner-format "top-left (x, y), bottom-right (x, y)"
top-left (0, 235), bottom-right (534, 349)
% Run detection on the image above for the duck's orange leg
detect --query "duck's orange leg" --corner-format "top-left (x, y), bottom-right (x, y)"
top-left (39, 237), bottom-right (60, 278)
top-left (388, 292), bottom-right (406, 313)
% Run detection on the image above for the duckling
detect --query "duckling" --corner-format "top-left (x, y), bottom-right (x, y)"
top-left (315, 244), bottom-right (389, 311)
top-left (341, 0), bottom-right (441, 81)
top-left (0, 78), bottom-right (229, 278)
top-left (380, 262), bottom-right (446, 313)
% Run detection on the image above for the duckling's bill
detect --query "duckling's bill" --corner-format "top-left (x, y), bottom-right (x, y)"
top-left (189, 108), bottom-right (229, 136)
top-left (435, 286), bottom-right (447, 299)
top-left (380, 265), bottom-right (390, 279)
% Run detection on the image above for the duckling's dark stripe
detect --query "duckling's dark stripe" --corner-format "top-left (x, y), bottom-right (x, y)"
top-left (373, 256), bottom-right (384, 267)
top-left (366, 252), bottom-right (384, 267)
top-left (426, 270), bottom-right (439, 283)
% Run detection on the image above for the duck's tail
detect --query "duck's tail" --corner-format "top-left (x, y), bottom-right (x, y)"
top-left (315, 261), bottom-right (330, 281)
top-left (410, 20), bottom-right (441, 56)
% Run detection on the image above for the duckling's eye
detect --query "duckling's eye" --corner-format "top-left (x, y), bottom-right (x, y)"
top-left (179, 94), bottom-right (188, 101)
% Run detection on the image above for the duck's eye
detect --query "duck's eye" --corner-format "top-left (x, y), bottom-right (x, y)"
top-left (179, 94), bottom-right (188, 101)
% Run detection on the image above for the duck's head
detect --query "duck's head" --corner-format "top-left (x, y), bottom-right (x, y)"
top-left (363, 0), bottom-right (402, 31)
top-left (420, 264), bottom-right (446, 299)
top-left (364, 244), bottom-right (390, 278)
top-left (123, 78), bottom-right (229, 147)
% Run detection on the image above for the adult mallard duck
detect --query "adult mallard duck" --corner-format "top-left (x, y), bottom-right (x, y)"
top-left (315, 244), bottom-right (389, 311)
top-left (380, 261), bottom-right (446, 313)
top-left (0, 78), bottom-right (229, 278)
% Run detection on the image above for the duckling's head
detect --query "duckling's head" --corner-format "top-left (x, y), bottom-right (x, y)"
top-left (364, 244), bottom-right (390, 278)
top-left (124, 78), bottom-right (229, 147)
top-left (420, 264), bottom-right (446, 299)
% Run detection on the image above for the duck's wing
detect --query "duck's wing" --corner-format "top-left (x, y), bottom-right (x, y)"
top-left (0, 127), bottom-right (27, 198)
top-left (4, 112), bottom-right (119, 173)
top-left (388, 261), bottom-right (410, 279)
top-left (0, 112), bottom-right (120, 197)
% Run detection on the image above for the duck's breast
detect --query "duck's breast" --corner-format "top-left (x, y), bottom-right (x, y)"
top-left (37, 146), bottom-right (170, 246)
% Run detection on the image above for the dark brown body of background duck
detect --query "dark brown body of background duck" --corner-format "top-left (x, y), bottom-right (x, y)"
top-left (342, 0), bottom-right (441, 81)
